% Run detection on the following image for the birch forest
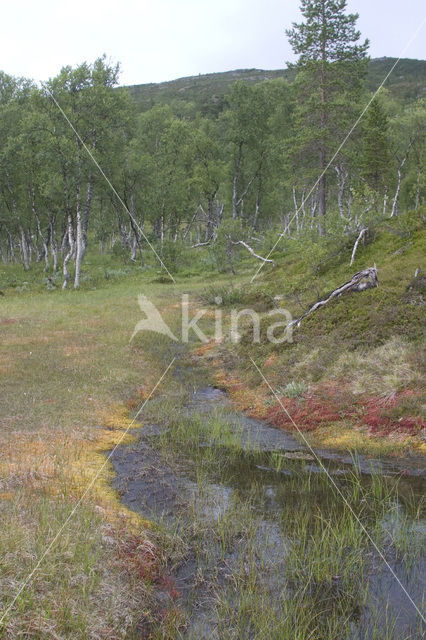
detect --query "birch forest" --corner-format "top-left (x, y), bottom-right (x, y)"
top-left (0, 6), bottom-right (425, 286)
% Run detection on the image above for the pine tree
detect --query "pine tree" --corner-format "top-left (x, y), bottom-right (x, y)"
top-left (361, 96), bottom-right (391, 192)
top-left (286, 0), bottom-right (369, 227)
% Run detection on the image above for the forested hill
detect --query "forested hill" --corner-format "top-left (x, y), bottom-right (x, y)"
top-left (126, 57), bottom-right (426, 113)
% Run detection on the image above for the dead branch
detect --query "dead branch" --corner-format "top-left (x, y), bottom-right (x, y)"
top-left (290, 266), bottom-right (379, 328)
top-left (350, 227), bottom-right (367, 265)
top-left (231, 240), bottom-right (275, 265)
top-left (190, 240), bottom-right (212, 248)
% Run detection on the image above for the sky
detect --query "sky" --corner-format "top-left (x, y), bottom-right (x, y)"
top-left (0, 0), bottom-right (425, 86)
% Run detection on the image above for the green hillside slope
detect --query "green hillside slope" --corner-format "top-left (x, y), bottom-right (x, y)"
top-left (126, 57), bottom-right (426, 113)
top-left (199, 208), bottom-right (426, 455)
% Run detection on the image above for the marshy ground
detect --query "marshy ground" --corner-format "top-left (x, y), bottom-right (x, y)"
top-left (112, 360), bottom-right (425, 639)
top-left (0, 222), bottom-right (425, 638)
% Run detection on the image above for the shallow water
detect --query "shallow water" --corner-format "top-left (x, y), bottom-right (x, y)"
top-left (111, 385), bottom-right (425, 639)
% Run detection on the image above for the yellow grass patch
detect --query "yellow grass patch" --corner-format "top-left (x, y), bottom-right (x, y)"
top-left (312, 422), bottom-right (416, 456)
top-left (0, 405), bottom-right (149, 533)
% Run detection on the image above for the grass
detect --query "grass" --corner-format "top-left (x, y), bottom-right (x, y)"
top-left (0, 491), bottom-right (156, 639)
top-left (138, 398), bottom-right (425, 639)
top-left (0, 269), bottom-right (201, 637)
top-left (0, 208), bottom-right (424, 636)
top-left (0, 254), bottom-right (256, 636)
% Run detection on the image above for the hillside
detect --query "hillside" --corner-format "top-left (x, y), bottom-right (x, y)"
top-left (126, 57), bottom-right (426, 113)
top-left (196, 208), bottom-right (426, 455)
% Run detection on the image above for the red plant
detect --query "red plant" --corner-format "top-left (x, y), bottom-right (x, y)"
top-left (118, 534), bottom-right (158, 582)
top-left (362, 391), bottom-right (424, 435)
top-left (266, 392), bottom-right (345, 432)
top-left (265, 383), bottom-right (424, 437)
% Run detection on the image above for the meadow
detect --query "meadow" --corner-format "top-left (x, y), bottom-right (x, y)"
top-left (0, 208), bottom-right (425, 637)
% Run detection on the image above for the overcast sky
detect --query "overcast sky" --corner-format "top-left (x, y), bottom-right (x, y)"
top-left (1, 0), bottom-right (425, 86)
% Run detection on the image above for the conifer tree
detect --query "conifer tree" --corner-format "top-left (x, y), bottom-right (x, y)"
top-left (361, 96), bottom-right (391, 192)
top-left (287, 0), bottom-right (369, 228)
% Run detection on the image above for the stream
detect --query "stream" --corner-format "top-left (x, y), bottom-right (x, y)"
top-left (111, 384), bottom-right (425, 639)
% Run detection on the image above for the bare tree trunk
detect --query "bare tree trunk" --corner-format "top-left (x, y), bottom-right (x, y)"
top-left (62, 213), bottom-right (75, 289)
top-left (232, 142), bottom-right (243, 220)
top-left (310, 193), bottom-right (318, 230)
top-left (7, 231), bottom-right (17, 263)
top-left (414, 161), bottom-right (422, 210)
top-left (391, 139), bottom-right (416, 217)
top-left (49, 220), bottom-right (58, 273)
top-left (226, 240), bottom-right (236, 275)
top-left (232, 145), bottom-right (263, 221)
top-left (206, 197), bottom-right (215, 240)
top-left (60, 228), bottom-right (68, 255)
top-left (74, 178), bottom-right (93, 288)
top-left (19, 224), bottom-right (30, 271)
top-left (28, 231), bottom-right (35, 263)
top-left (382, 188), bottom-right (388, 217)
top-left (82, 176), bottom-right (92, 247)
top-left (29, 186), bottom-right (49, 271)
top-left (74, 183), bottom-right (83, 288)
top-left (252, 172), bottom-right (262, 230)
top-left (183, 208), bottom-right (199, 242)
top-left (300, 188), bottom-right (307, 225)
top-left (128, 192), bottom-right (143, 261)
top-left (160, 203), bottom-right (165, 251)
top-left (318, 2), bottom-right (327, 233)
top-left (130, 235), bottom-right (137, 261)
top-left (335, 165), bottom-right (347, 219)
top-left (35, 214), bottom-right (49, 271)
top-left (318, 169), bottom-right (326, 234)
top-left (232, 240), bottom-right (275, 265)
top-left (217, 201), bottom-right (224, 226)
top-left (350, 228), bottom-right (367, 265)
top-left (391, 162), bottom-right (404, 218)
top-left (292, 187), bottom-right (299, 233)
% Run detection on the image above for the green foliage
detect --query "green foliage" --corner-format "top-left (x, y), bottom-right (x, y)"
top-left (0, 32), bottom-right (425, 286)
top-left (287, 0), bottom-right (369, 220)
top-left (161, 239), bottom-right (183, 273)
top-left (361, 95), bottom-right (392, 191)
top-left (276, 380), bottom-right (310, 398)
top-left (200, 283), bottom-right (273, 310)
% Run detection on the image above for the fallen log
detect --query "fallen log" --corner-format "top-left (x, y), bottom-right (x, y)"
top-left (290, 266), bottom-right (379, 328)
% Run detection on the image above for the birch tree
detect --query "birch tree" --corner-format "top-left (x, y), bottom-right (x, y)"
top-left (44, 57), bottom-right (132, 288)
